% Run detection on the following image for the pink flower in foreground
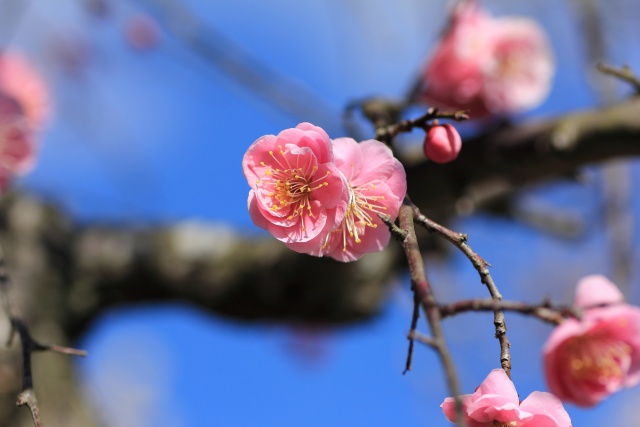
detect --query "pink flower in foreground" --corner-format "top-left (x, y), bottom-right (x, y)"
top-left (243, 123), bottom-right (348, 253)
top-left (543, 275), bottom-right (640, 407)
top-left (423, 124), bottom-right (462, 163)
top-left (0, 117), bottom-right (36, 191)
top-left (0, 52), bottom-right (50, 130)
top-left (312, 138), bottom-right (406, 262)
top-left (442, 369), bottom-right (572, 427)
top-left (420, 1), bottom-right (554, 118)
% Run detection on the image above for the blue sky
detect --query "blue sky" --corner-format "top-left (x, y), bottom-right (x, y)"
top-left (7, 0), bottom-right (640, 425)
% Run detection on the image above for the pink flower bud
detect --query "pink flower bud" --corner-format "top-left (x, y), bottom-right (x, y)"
top-left (423, 124), bottom-right (462, 163)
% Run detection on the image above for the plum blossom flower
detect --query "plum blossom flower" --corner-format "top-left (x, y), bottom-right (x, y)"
top-left (0, 52), bottom-right (50, 130)
top-left (0, 52), bottom-right (49, 192)
top-left (243, 123), bottom-right (348, 253)
top-left (543, 275), bottom-right (640, 407)
top-left (0, 118), bottom-right (36, 191)
top-left (311, 138), bottom-right (406, 262)
top-left (420, 0), bottom-right (554, 118)
top-left (442, 369), bottom-right (572, 427)
top-left (423, 123), bottom-right (462, 164)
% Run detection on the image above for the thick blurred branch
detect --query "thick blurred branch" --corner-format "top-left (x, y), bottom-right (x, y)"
top-left (11, 96), bottom-right (640, 339)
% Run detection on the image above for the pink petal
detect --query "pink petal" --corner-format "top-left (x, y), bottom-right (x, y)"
top-left (465, 369), bottom-right (521, 423)
top-left (247, 191), bottom-right (271, 230)
top-left (242, 134), bottom-right (278, 189)
top-left (308, 162), bottom-right (348, 211)
top-left (574, 275), bottom-right (624, 308)
top-left (519, 391), bottom-right (571, 427)
top-left (331, 137), bottom-right (363, 179)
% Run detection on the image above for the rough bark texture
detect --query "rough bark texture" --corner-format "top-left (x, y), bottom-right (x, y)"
top-left (1, 97), bottom-right (640, 425)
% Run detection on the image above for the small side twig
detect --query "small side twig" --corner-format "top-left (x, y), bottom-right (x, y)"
top-left (597, 63), bottom-right (640, 93)
top-left (408, 330), bottom-right (437, 348)
top-left (403, 293), bottom-right (420, 374)
top-left (438, 298), bottom-right (579, 325)
top-left (375, 107), bottom-right (469, 145)
top-left (408, 199), bottom-right (512, 378)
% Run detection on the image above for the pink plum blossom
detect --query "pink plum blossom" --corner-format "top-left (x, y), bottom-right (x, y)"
top-left (243, 123), bottom-right (348, 253)
top-left (0, 52), bottom-right (50, 130)
top-left (0, 117), bottom-right (36, 191)
top-left (312, 137), bottom-right (406, 262)
top-left (442, 369), bottom-right (572, 427)
top-left (0, 52), bottom-right (48, 192)
top-left (423, 124), bottom-right (462, 163)
top-left (420, 0), bottom-right (554, 118)
top-left (543, 275), bottom-right (640, 407)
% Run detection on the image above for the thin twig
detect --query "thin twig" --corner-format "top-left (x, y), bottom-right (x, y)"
top-left (597, 63), bottom-right (640, 93)
top-left (407, 199), bottom-right (512, 377)
top-left (375, 108), bottom-right (469, 144)
top-left (438, 298), bottom-right (579, 325)
top-left (403, 293), bottom-right (420, 374)
top-left (16, 390), bottom-right (42, 427)
top-left (408, 330), bottom-right (437, 348)
top-left (388, 205), bottom-right (466, 427)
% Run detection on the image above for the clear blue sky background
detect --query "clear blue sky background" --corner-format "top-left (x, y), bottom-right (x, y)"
top-left (8, 0), bottom-right (640, 425)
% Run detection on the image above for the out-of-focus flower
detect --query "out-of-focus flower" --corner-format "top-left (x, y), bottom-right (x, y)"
top-left (313, 138), bottom-right (406, 262)
top-left (0, 118), bottom-right (36, 191)
top-left (420, 0), bottom-right (554, 118)
top-left (124, 14), bottom-right (160, 50)
top-left (423, 123), bottom-right (462, 163)
top-left (442, 369), bottom-right (572, 427)
top-left (0, 52), bottom-right (49, 192)
top-left (0, 53), bottom-right (50, 130)
top-left (543, 275), bottom-right (640, 407)
top-left (243, 123), bottom-right (348, 254)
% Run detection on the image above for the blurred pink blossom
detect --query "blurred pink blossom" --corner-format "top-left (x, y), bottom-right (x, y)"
top-left (442, 369), bottom-right (572, 427)
top-left (423, 123), bottom-right (462, 163)
top-left (0, 118), bottom-right (36, 191)
top-left (0, 52), bottom-right (50, 129)
top-left (0, 52), bottom-right (50, 192)
top-left (543, 275), bottom-right (640, 407)
top-left (243, 123), bottom-right (348, 254)
top-left (420, 1), bottom-right (554, 118)
top-left (124, 14), bottom-right (160, 50)
top-left (313, 138), bottom-right (406, 262)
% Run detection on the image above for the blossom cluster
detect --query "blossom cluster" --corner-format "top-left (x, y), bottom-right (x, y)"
top-left (420, 0), bottom-right (554, 118)
top-left (243, 123), bottom-right (407, 262)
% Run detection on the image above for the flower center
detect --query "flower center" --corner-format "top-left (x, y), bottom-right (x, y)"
top-left (564, 334), bottom-right (632, 381)
top-left (255, 146), bottom-right (330, 231)
top-left (325, 163), bottom-right (388, 252)
top-left (493, 422), bottom-right (518, 427)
